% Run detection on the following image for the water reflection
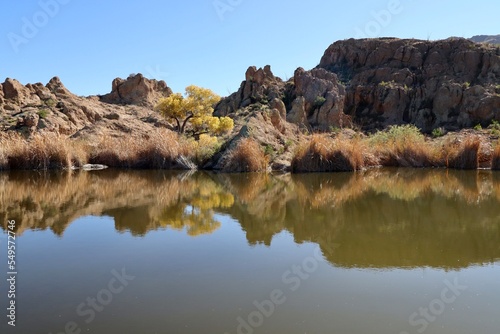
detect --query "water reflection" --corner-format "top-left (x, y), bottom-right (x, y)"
top-left (1, 169), bottom-right (500, 269)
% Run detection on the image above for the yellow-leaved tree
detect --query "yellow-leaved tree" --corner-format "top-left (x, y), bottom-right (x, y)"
top-left (155, 85), bottom-right (234, 138)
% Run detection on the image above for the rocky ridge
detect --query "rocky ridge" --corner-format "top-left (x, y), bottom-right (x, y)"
top-left (215, 37), bottom-right (500, 132)
top-left (0, 74), bottom-right (171, 139)
top-left (470, 35), bottom-right (500, 45)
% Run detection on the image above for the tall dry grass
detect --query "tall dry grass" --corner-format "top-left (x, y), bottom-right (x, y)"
top-left (492, 145), bottom-right (500, 170)
top-left (291, 134), bottom-right (365, 172)
top-left (222, 138), bottom-right (268, 172)
top-left (0, 129), bottom-right (195, 170)
top-left (445, 136), bottom-right (481, 170)
top-left (89, 129), bottom-right (196, 169)
top-left (0, 132), bottom-right (86, 170)
top-left (368, 125), bottom-right (442, 168)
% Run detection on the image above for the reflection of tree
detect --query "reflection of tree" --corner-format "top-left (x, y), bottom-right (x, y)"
top-left (157, 187), bottom-right (234, 237)
top-left (0, 170), bottom-right (232, 237)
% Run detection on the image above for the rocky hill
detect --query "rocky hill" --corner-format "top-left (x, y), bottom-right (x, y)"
top-left (216, 37), bottom-right (500, 133)
top-left (0, 74), bottom-right (171, 140)
top-left (470, 35), bottom-right (500, 45)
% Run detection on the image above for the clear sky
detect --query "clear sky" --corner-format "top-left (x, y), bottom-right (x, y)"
top-left (1, 0), bottom-right (498, 97)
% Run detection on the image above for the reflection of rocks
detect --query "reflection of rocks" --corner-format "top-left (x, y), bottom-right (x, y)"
top-left (0, 170), bottom-right (229, 237)
top-left (2, 169), bottom-right (500, 269)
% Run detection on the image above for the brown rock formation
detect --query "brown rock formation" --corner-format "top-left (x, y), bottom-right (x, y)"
top-left (214, 65), bottom-right (286, 116)
top-left (0, 74), bottom-right (172, 138)
top-left (99, 73), bottom-right (172, 107)
top-left (216, 38), bottom-right (500, 133)
top-left (319, 37), bottom-right (500, 131)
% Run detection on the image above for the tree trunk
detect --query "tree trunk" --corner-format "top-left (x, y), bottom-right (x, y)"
top-left (180, 113), bottom-right (194, 134)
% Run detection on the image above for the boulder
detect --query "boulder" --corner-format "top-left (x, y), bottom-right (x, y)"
top-left (3, 78), bottom-right (28, 100)
top-left (100, 73), bottom-right (172, 107)
top-left (46, 77), bottom-right (72, 97)
top-left (292, 68), bottom-right (347, 129)
top-left (27, 83), bottom-right (55, 100)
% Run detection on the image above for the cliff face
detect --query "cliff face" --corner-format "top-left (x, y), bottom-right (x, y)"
top-left (216, 38), bottom-right (500, 132)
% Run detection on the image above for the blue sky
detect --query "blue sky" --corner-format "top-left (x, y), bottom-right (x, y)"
top-left (1, 0), bottom-right (498, 97)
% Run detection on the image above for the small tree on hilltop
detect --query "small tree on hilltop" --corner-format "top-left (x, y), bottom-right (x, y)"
top-left (155, 85), bottom-right (233, 138)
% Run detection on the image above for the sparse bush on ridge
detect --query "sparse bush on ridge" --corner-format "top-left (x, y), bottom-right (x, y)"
top-left (222, 138), bottom-right (268, 173)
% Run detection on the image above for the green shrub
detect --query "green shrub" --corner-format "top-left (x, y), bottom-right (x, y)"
top-left (474, 124), bottom-right (482, 131)
top-left (264, 144), bottom-right (274, 156)
top-left (314, 96), bottom-right (326, 108)
top-left (488, 120), bottom-right (500, 137)
top-left (45, 99), bottom-right (57, 107)
top-left (369, 125), bottom-right (424, 145)
top-left (38, 109), bottom-right (49, 119)
top-left (432, 128), bottom-right (445, 138)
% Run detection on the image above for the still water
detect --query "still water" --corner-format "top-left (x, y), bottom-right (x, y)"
top-left (1, 169), bottom-right (499, 334)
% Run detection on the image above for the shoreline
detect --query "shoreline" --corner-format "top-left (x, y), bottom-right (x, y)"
top-left (1, 125), bottom-right (499, 173)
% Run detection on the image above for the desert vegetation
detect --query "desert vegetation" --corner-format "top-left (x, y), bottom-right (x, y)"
top-left (0, 124), bottom-right (498, 172)
top-left (291, 125), bottom-right (491, 172)
top-left (222, 138), bottom-right (269, 172)
top-left (155, 85), bottom-right (233, 137)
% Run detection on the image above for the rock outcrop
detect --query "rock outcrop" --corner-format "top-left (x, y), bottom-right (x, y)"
top-left (319, 38), bottom-right (500, 131)
top-left (215, 65), bottom-right (286, 116)
top-left (99, 73), bottom-right (172, 107)
top-left (216, 38), bottom-right (500, 132)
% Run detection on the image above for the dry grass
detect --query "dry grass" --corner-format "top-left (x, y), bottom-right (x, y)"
top-left (0, 132), bottom-right (85, 170)
top-left (368, 125), bottom-right (442, 168)
top-left (222, 138), bottom-right (268, 172)
top-left (0, 129), bottom-right (195, 170)
top-left (445, 136), bottom-right (481, 170)
top-left (89, 129), bottom-right (196, 169)
top-left (491, 144), bottom-right (500, 170)
top-left (291, 134), bottom-right (365, 172)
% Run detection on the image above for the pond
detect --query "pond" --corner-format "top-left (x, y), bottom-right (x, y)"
top-left (1, 169), bottom-right (499, 334)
